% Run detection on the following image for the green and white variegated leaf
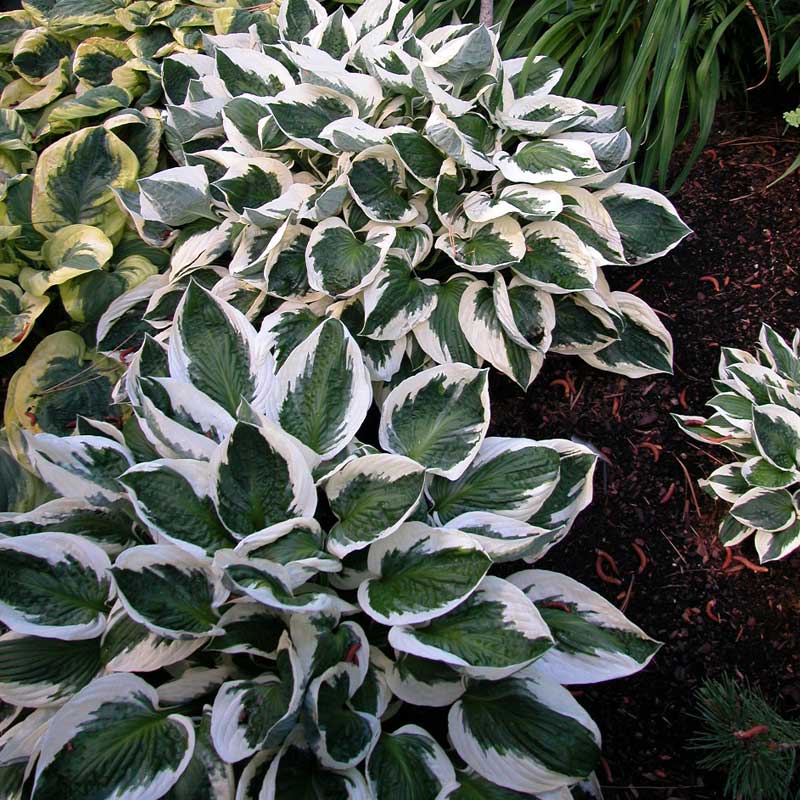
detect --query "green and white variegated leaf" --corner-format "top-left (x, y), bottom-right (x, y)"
top-left (388, 129), bottom-right (445, 188)
top-left (751, 404), bottom-right (800, 470)
top-left (168, 282), bottom-right (272, 417)
top-left (580, 292), bottom-right (673, 378)
top-left (112, 544), bottom-right (228, 639)
top-left (373, 649), bottom-right (465, 708)
top-left (326, 454), bottom-right (426, 558)
top-left (413, 275), bottom-right (481, 367)
top-left (729, 487), bottom-right (797, 533)
top-left (32, 126), bottom-right (138, 238)
top-left (463, 184), bottom-right (562, 223)
top-left (33, 674), bottom-right (195, 800)
top-left (513, 221), bottom-right (597, 293)
top-left (443, 512), bottom-right (552, 562)
top-left (0, 279), bottom-right (48, 357)
top-left (755, 520), bottom-right (800, 564)
top-left (448, 666), bottom-right (601, 794)
top-left (379, 363), bottom-right (489, 479)
top-left (166, 708), bottom-right (235, 800)
top-left (495, 95), bottom-right (594, 137)
top-left (278, 0), bottom-right (327, 42)
top-left (215, 46), bottom-right (295, 97)
top-left (493, 273), bottom-right (555, 352)
top-left (348, 145), bottom-right (417, 224)
top-left (211, 634), bottom-right (303, 762)
top-left (212, 157), bottom-right (293, 217)
top-left (209, 603), bottom-right (285, 660)
top-left (215, 550), bottom-right (354, 616)
top-left (361, 253), bottom-right (437, 341)
top-left (411, 66), bottom-right (474, 118)
top-left (0, 707), bottom-right (55, 799)
top-left (358, 522), bottom-right (491, 626)
top-left (260, 738), bottom-right (371, 799)
top-left (458, 278), bottom-right (543, 389)
top-left (759, 323), bottom-right (800, 382)
top-left (0, 533), bottom-right (111, 640)
top-left (428, 437), bottom-right (560, 524)
top-left (101, 603), bottom-right (206, 673)
top-left (306, 218), bottom-right (395, 297)
top-left (510, 570), bottom-right (661, 683)
top-left (23, 432), bottom-right (133, 506)
top-left (321, 117), bottom-right (390, 152)
top-left (550, 291), bottom-right (619, 355)
top-left (265, 318), bottom-right (372, 461)
top-left (424, 106), bottom-right (494, 171)
top-left (121, 459), bottom-right (235, 557)
top-left (267, 85), bottom-right (358, 154)
top-left (0, 631), bottom-right (102, 708)
top-left (436, 217), bottom-right (525, 272)
top-left (700, 463), bottom-right (749, 503)
top-left (138, 165), bottom-right (216, 227)
top-left (306, 662), bottom-right (380, 769)
top-left (258, 303), bottom-right (323, 371)
top-left (448, 769), bottom-right (554, 799)
top-left (389, 575), bottom-right (553, 679)
top-left (493, 139), bottom-right (600, 184)
top-left (232, 518), bottom-right (340, 586)
top-left (741, 457), bottom-right (798, 490)
top-left (212, 420), bottom-right (317, 536)
top-left (366, 724), bottom-right (458, 799)
top-left (595, 183), bottom-right (690, 264)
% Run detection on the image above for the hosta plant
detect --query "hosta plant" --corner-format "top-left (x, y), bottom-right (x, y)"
top-left (0, 283), bottom-right (660, 799)
top-left (675, 323), bottom-right (800, 563)
top-left (110, 0), bottom-right (690, 391)
top-left (0, 0), bottom-right (281, 356)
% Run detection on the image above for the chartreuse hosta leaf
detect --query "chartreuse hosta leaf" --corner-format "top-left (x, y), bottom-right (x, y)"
top-left (510, 570), bottom-right (661, 684)
top-left (326, 454), bottom-right (425, 558)
top-left (358, 522), bottom-right (491, 626)
top-left (367, 724), bottom-right (457, 798)
top-left (379, 363), bottom-right (490, 479)
top-left (0, 533), bottom-right (111, 640)
top-left (266, 318), bottom-right (372, 462)
top-left (429, 437), bottom-right (560, 524)
top-left (0, 279), bottom-right (48, 356)
top-left (677, 324), bottom-right (800, 561)
top-left (33, 673), bottom-right (195, 800)
top-left (449, 666), bottom-right (601, 794)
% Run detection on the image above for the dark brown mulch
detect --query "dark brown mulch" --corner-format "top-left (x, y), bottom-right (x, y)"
top-left (489, 100), bottom-right (800, 798)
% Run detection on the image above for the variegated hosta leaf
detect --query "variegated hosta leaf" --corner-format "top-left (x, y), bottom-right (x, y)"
top-left (366, 725), bottom-right (457, 798)
top-left (31, 126), bottom-right (138, 238)
top-left (379, 363), bottom-right (490, 480)
top-left (751, 404), bottom-right (800, 471)
top-left (326, 454), bottom-right (426, 558)
top-left (266, 318), bottom-right (372, 462)
top-left (348, 145), bottom-right (416, 223)
top-left (169, 281), bottom-right (271, 417)
top-left (389, 575), bottom-right (554, 679)
top-left (0, 533), bottom-right (111, 640)
top-left (448, 666), bottom-right (601, 794)
top-left (211, 636), bottom-right (303, 762)
top-left (358, 522), bottom-right (491, 626)
top-left (580, 292), bottom-right (673, 378)
top-left (436, 217), bottom-right (525, 272)
top-left (307, 219), bottom-right (395, 297)
top-left (112, 544), bottom-right (228, 639)
top-left (429, 437), bottom-right (560, 524)
top-left (0, 632), bottom-right (102, 707)
top-left (0, 279), bottom-right (48, 357)
top-left (121, 459), bottom-right (235, 556)
top-left (458, 278), bottom-right (544, 389)
top-left (444, 512), bottom-right (553, 562)
top-left (33, 674), bottom-right (195, 800)
top-left (510, 570), bottom-right (661, 683)
top-left (138, 165), bottom-right (217, 227)
top-left (493, 139), bottom-right (600, 184)
top-left (595, 183), bottom-right (690, 264)
top-left (378, 650), bottom-right (466, 708)
top-left (729, 487), bottom-right (797, 533)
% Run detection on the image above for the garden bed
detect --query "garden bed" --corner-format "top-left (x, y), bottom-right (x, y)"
top-left (490, 97), bottom-right (800, 798)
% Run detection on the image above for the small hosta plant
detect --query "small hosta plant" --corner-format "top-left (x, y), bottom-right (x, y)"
top-left (0, 283), bottom-right (659, 799)
top-left (675, 323), bottom-right (800, 563)
top-left (109, 0), bottom-right (689, 390)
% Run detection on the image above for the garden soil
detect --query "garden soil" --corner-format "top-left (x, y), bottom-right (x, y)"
top-left (490, 97), bottom-right (800, 798)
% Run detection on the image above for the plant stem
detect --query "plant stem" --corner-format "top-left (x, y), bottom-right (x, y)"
top-left (479, 0), bottom-right (493, 26)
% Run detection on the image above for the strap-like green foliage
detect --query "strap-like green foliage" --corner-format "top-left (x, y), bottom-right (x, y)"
top-left (675, 323), bottom-right (800, 563)
top-left (0, 282), bottom-right (661, 799)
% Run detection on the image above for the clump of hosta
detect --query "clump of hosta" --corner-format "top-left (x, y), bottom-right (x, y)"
top-left (112, 0), bottom-right (690, 392)
top-left (0, 283), bottom-right (659, 799)
top-left (0, 0), bottom-right (281, 356)
top-left (675, 324), bottom-right (800, 563)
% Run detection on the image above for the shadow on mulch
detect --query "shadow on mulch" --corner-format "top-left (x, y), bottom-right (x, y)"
top-left (490, 99), bottom-right (800, 798)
